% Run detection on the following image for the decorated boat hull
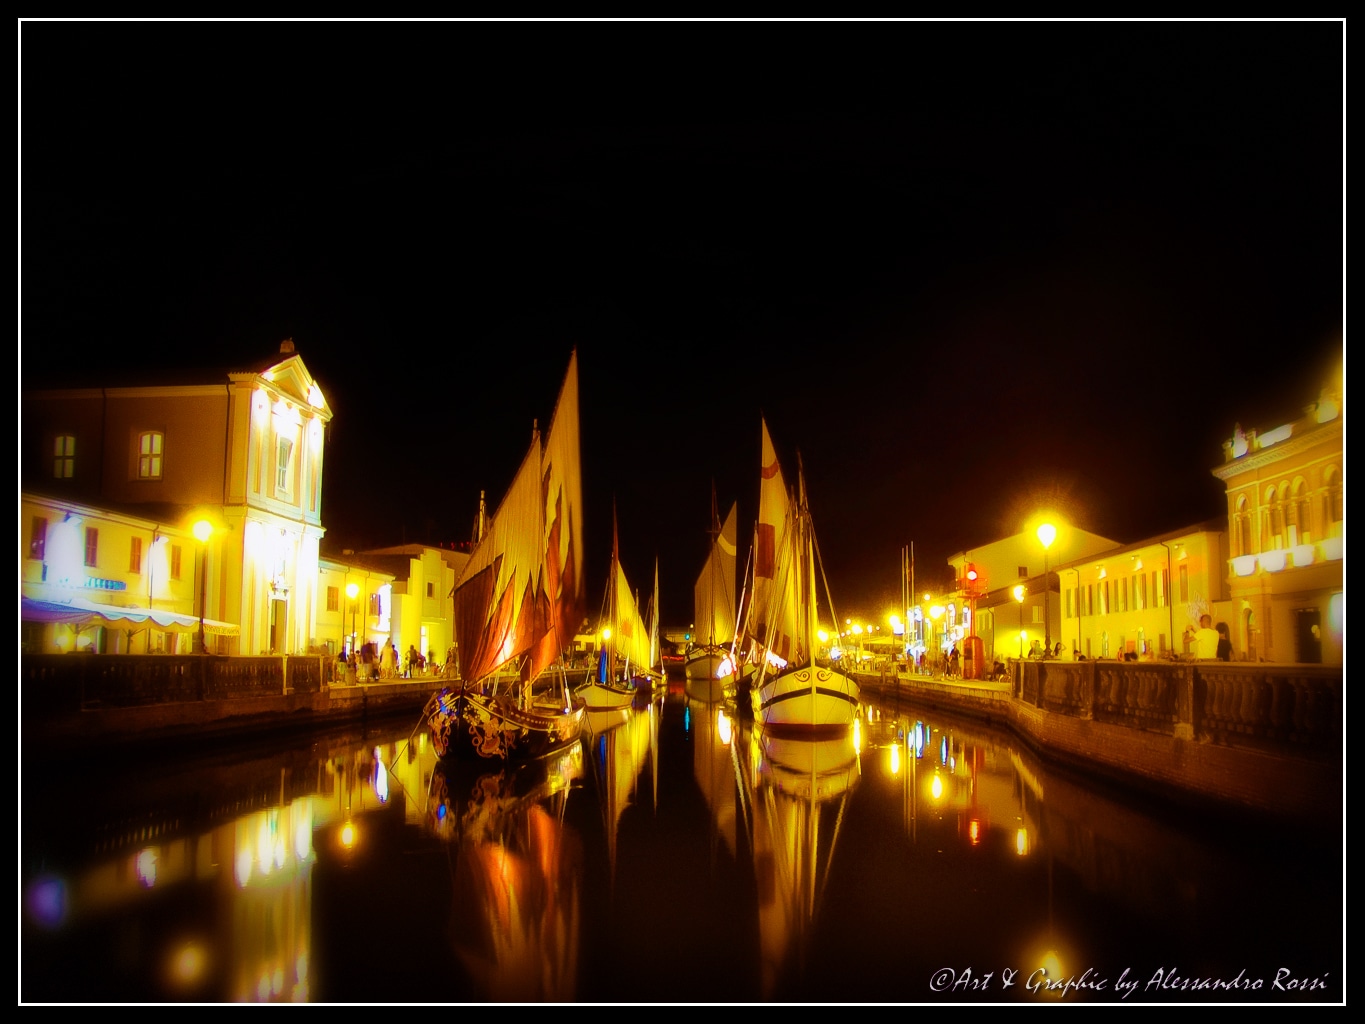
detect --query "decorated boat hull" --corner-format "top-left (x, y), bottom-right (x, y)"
top-left (751, 663), bottom-right (859, 735)
top-left (426, 686), bottom-right (587, 764)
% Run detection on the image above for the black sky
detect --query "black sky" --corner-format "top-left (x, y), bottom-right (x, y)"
top-left (20, 19), bottom-right (1344, 626)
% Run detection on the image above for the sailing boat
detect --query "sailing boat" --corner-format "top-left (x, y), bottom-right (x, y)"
top-left (684, 488), bottom-right (740, 703)
top-left (576, 506), bottom-right (658, 710)
top-left (746, 418), bottom-right (860, 734)
top-left (424, 350), bottom-right (587, 764)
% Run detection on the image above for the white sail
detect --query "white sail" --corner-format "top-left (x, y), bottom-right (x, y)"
top-left (693, 498), bottom-right (738, 649)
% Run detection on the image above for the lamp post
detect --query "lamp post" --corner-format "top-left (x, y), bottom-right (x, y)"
top-left (192, 519), bottom-right (213, 654)
top-left (346, 582), bottom-right (359, 660)
top-left (1013, 584), bottom-right (1026, 659)
top-left (1037, 522), bottom-right (1057, 657)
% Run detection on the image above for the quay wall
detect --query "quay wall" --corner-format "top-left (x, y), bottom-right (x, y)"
top-left (20, 654), bottom-right (595, 756)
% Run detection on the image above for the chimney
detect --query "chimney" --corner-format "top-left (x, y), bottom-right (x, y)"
top-left (280, 337), bottom-right (295, 355)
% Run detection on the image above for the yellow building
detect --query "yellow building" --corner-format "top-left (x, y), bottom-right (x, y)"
top-left (22, 340), bottom-right (332, 656)
top-left (1212, 371), bottom-right (1344, 664)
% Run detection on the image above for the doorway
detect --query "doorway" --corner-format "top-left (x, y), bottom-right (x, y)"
top-left (1292, 607), bottom-right (1322, 664)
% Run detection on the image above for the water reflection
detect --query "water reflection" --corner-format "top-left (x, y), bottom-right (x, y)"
top-left (739, 721), bottom-right (862, 1000)
top-left (429, 744), bottom-right (585, 1002)
top-left (21, 689), bottom-right (1342, 1004)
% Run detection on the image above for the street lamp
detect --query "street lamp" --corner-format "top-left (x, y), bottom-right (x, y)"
top-left (346, 582), bottom-right (359, 660)
top-left (1013, 584), bottom-right (1026, 659)
top-left (192, 519), bottom-right (213, 654)
top-left (1037, 522), bottom-right (1057, 656)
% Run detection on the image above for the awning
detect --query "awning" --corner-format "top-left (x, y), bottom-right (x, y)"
top-left (20, 596), bottom-right (240, 636)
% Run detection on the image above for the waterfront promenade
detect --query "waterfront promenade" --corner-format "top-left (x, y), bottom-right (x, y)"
top-left (20, 653), bottom-right (1341, 824)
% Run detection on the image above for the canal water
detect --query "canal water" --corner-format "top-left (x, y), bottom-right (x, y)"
top-left (20, 685), bottom-right (1343, 1004)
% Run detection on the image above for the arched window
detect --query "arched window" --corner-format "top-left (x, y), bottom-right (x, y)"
top-left (1288, 478), bottom-right (1311, 546)
top-left (1324, 466), bottom-right (1343, 537)
top-left (1235, 495), bottom-right (1253, 557)
top-left (1262, 485), bottom-right (1281, 551)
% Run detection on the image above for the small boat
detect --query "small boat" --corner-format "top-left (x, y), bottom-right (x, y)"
top-left (684, 487), bottom-right (741, 703)
top-left (424, 350), bottom-right (587, 765)
top-left (746, 418), bottom-right (860, 734)
top-left (576, 506), bottom-right (660, 710)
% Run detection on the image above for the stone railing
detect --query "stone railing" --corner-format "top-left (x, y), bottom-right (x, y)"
top-left (21, 654), bottom-right (327, 715)
top-left (1014, 659), bottom-right (1340, 758)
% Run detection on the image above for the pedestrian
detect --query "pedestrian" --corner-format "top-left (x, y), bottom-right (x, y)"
top-left (949, 646), bottom-right (960, 679)
top-left (1185, 614), bottom-right (1220, 659)
top-left (406, 644), bottom-right (420, 678)
top-left (1216, 622), bottom-right (1233, 662)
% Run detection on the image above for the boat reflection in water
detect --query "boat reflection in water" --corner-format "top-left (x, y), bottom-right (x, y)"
top-left (583, 693), bottom-right (663, 888)
top-left (689, 697), bottom-right (741, 869)
top-left (739, 716), bottom-right (862, 1001)
top-left (428, 744), bottom-right (586, 1003)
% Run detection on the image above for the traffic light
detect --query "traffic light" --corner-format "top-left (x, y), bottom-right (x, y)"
top-left (965, 564), bottom-right (978, 584)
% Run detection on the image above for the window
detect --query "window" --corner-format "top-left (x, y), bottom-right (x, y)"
top-left (171, 544), bottom-right (183, 580)
top-left (1137, 573), bottom-right (1147, 610)
top-left (1325, 467), bottom-right (1343, 535)
top-left (53, 435), bottom-right (75, 478)
top-left (326, 586), bottom-right (339, 612)
top-left (426, 582), bottom-right (435, 598)
top-left (138, 431), bottom-right (164, 479)
top-left (1178, 565), bottom-right (1188, 604)
top-left (29, 517), bottom-right (47, 560)
top-left (130, 536), bottom-right (143, 573)
top-left (1158, 569), bottom-right (1168, 608)
top-left (275, 436), bottom-right (294, 495)
top-left (84, 527), bottom-right (99, 568)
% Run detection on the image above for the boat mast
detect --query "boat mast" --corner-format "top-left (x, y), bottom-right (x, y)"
top-left (798, 456), bottom-right (816, 672)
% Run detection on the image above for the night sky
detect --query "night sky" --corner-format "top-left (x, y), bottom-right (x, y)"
top-left (20, 20), bottom-right (1344, 626)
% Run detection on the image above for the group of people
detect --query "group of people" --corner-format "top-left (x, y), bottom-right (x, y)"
top-left (1187, 614), bottom-right (1234, 661)
top-left (335, 640), bottom-right (450, 682)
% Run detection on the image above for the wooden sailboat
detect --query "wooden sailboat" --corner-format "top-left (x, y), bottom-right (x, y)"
top-left (747, 417), bottom-right (861, 734)
top-left (684, 487), bottom-right (740, 703)
top-left (424, 350), bottom-right (587, 764)
top-left (576, 506), bottom-right (658, 710)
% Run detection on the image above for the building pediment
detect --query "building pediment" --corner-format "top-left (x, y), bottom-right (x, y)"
top-left (231, 354), bottom-right (332, 421)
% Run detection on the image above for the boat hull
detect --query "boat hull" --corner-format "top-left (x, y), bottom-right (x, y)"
top-left (426, 686), bottom-right (586, 764)
top-left (684, 673), bottom-right (732, 704)
top-left (684, 645), bottom-right (732, 681)
top-left (575, 681), bottom-right (637, 710)
top-left (751, 664), bottom-right (860, 735)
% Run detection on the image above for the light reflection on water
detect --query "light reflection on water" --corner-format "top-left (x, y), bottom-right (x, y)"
top-left (21, 687), bottom-right (1342, 1004)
